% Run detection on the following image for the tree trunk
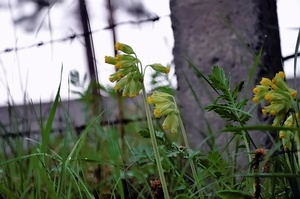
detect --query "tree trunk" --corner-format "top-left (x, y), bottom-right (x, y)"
top-left (170, 0), bottom-right (282, 150)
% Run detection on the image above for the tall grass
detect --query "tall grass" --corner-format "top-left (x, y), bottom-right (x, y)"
top-left (2, 40), bottom-right (300, 199)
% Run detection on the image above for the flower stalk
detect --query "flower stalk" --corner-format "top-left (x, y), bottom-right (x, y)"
top-left (105, 42), bottom-right (170, 199)
top-left (142, 86), bottom-right (170, 199)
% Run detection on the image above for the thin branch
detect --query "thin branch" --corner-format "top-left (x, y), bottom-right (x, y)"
top-left (282, 52), bottom-right (300, 62)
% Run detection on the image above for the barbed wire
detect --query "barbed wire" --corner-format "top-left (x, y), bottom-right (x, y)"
top-left (2, 13), bottom-right (297, 62)
top-left (0, 14), bottom-right (170, 55)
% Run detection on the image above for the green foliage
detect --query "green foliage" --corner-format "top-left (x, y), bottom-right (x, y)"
top-left (196, 151), bottom-right (230, 179)
top-left (205, 65), bottom-right (251, 124)
top-left (217, 190), bottom-right (254, 199)
top-left (3, 45), bottom-right (300, 198)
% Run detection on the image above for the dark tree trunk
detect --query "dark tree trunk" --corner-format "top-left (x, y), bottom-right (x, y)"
top-left (170, 0), bottom-right (282, 150)
top-left (79, 0), bottom-right (102, 117)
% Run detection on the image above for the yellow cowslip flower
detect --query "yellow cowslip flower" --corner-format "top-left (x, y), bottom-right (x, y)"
top-left (123, 77), bottom-right (143, 97)
top-left (262, 108), bottom-right (268, 115)
top-left (272, 76), bottom-right (289, 91)
top-left (149, 63), bottom-right (170, 74)
top-left (279, 131), bottom-right (285, 139)
top-left (113, 74), bottom-right (131, 91)
top-left (147, 91), bottom-right (172, 104)
top-left (148, 91), bottom-right (179, 133)
top-left (270, 110), bottom-right (276, 116)
top-left (244, 70), bottom-right (295, 128)
top-left (253, 87), bottom-right (260, 94)
top-left (116, 54), bottom-right (137, 62)
top-left (252, 97), bottom-right (260, 103)
top-left (271, 83), bottom-right (278, 90)
top-left (109, 71), bottom-right (124, 82)
top-left (264, 93), bottom-right (272, 102)
top-left (260, 77), bottom-right (272, 86)
top-left (277, 111), bottom-right (300, 150)
top-left (105, 56), bottom-right (117, 65)
top-left (277, 71), bottom-right (285, 79)
top-left (162, 112), bottom-right (179, 134)
top-left (289, 89), bottom-right (297, 99)
top-left (252, 85), bottom-right (269, 103)
top-left (264, 92), bottom-right (287, 103)
top-left (154, 102), bottom-right (173, 117)
top-left (115, 42), bottom-right (135, 54)
top-left (283, 114), bottom-right (299, 127)
top-left (261, 102), bottom-right (285, 116)
top-left (272, 112), bottom-right (287, 126)
top-left (115, 60), bottom-right (135, 69)
top-left (116, 72), bottom-right (142, 97)
top-left (281, 130), bottom-right (294, 151)
top-left (106, 53), bottom-right (142, 97)
top-left (154, 109), bottom-right (160, 118)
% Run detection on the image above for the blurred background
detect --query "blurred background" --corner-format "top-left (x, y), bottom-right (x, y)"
top-left (0, 0), bottom-right (299, 106)
top-left (0, 0), bottom-right (174, 106)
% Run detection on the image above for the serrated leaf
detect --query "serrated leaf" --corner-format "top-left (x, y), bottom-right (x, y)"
top-left (208, 65), bottom-right (230, 95)
top-left (205, 104), bottom-right (238, 122)
top-left (232, 81), bottom-right (244, 101)
top-left (217, 190), bottom-right (254, 199)
top-left (236, 98), bottom-right (248, 109)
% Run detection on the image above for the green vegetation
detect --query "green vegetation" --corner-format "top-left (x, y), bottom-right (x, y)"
top-left (1, 42), bottom-right (300, 199)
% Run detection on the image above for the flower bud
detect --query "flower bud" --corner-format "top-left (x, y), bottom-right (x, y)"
top-left (109, 71), bottom-right (124, 82)
top-left (116, 54), bottom-right (137, 62)
top-left (149, 63), bottom-right (170, 74)
top-left (162, 112), bottom-right (179, 133)
top-left (115, 42), bottom-right (135, 54)
top-left (260, 78), bottom-right (272, 86)
top-left (104, 56), bottom-right (117, 65)
top-left (115, 60), bottom-right (135, 69)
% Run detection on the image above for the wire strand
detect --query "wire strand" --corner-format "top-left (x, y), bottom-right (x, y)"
top-left (0, 15), bottom-right (169, 54)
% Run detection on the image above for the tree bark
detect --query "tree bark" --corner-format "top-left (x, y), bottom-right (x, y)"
top-left (170, 0), bottom-right (282, 150)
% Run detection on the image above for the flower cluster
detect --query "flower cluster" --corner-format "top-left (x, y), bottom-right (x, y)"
top-left (148, 91), bottom-right (179, 133)
top-left (279, 114), bottom-right (299, 150)
top-left (252, 71), bottom-right (297, 126)
top-left (105, 42), bottom-right (142, 97)
top-left (105, 42), bottom-right (171, 98)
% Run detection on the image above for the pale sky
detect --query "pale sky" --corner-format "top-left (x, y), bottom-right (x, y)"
top-left (277, 0), bottom-right (300, 78)
top-left (0, 0), bottom-right (299, 106)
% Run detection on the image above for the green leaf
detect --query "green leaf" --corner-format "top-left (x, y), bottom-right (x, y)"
top-left (236, 99), bottom-right (248, 109)
top-left (0, 185), bottom-right (17, 199)
top-left (217, 190), bottom-right (254, 199)
top-left (237, 144), bottom-right (246, 149)
top-left (138, 128), bottom-right (150, 138)
top-left (204, 65), bottom-right (251, 124)
top-left (173, 194), bottom-right (192, 199)
top-left (41, 73), bottom-right (61, 154)
top-left (208, 65), bottom-right (230, 98)
top-left (232, 81), bottom-right (244, 101)
top-left (185, 59), bottom-right (220, 95)
top-left (222, 125), bottom-right (297, 133)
